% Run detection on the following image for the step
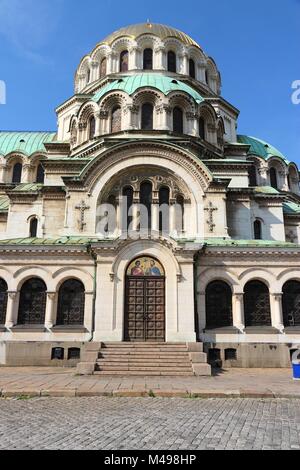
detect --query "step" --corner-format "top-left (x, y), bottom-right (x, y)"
top-left (94, 371), bottom-right (194, 376)
top-left (96, 365), bottom-right (193, 372)
top-left (97, 357), bottom-right (191, 364)
top-left (100, 346), bottom-right (188, 353)
top-left (99, 352), bottom-right (190, 358)
top-left (103, 342), bottom-right (187, 346)
top-left (97, 362), bottom-right (192, 368)
top-left (102, 345), bottom-right (187, 350)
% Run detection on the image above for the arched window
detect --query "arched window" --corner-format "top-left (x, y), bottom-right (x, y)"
top-left (120, 50), bottom-right (129, 72)
top-left (206, 281), bottom-right (233, 329)
top-left (205, 70), bottom-right (209, 84)
top-left (12, 163), bottom-right (22, 184)
top-left (244, 281), bottom-right (271, 327)
top-left (159, 186), bottom-right (170, 233)
top-left (36, 164), bottom-right (45, 184)
top-left (57, 279), bottom-right (85, 326)
top-left (254, 220), bottom-right (262, 240)
top-left (189, 59), bottom-right (196, 78)
top-left (123, 186), bottom-right (133, 231)
top-left (17, 278), bottom-right (47, 325)
top-left (176, 195), bottom-right (185, 233)
top-left (111, 106), bottom-right (122, 133)
top-left (29, 218), bottom-right (38, 238)
top-left (100, 57), bottom-right (107, 78)
top-left (143, 48), bottom-right (153, 70)
top-left (173, 107), bottom-right (184, 134)
top-left (248, 165), bottom-right (257, 187)
top-left (270, 167), bottom-right (278, 189)
top-left (140, 181), bottom-right (152, 231)
top-left (89, 116), bottom-right (96, 140)
top-left (282, 281), bottom-right (300, 327)
top-left (167, 51), bottom-right (177, 73)
top-left (199, 117), bottom-right (206, 140)
top-left (141, 103), bottom-right (153, 130)
top-left (0, 279), bottom-right (8, 325)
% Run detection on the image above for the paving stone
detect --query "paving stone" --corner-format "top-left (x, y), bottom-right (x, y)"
top-left (0, 397), bottom-right (298, 450)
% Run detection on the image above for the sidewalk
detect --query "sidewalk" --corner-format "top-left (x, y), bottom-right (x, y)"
top-left (0, 367), bottom-right (299, 398)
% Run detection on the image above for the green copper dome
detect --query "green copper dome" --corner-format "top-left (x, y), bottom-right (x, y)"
top-left (237, 135), bottom-right (289, 164)
top-left (0, 132), bottom-right (56, 157)
top-left (92, 74), bottom-right (204, 104)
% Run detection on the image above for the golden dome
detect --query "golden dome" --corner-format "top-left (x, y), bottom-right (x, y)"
top-left (102, 22), bottom-right (201, 49)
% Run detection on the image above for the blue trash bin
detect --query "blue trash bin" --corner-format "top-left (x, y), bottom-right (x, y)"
top-left (293, 362), bottom-right (300, 381)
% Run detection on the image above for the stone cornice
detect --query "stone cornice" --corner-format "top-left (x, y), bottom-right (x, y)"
top-left (55, 94), bottom-right (93, 114)
top-left (202, 246), bottom-right (300, 257)
top-left (44, 142), bottom-right (71, 155)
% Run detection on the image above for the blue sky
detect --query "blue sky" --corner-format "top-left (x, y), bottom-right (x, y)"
top-left (0, 0), bottom-right (299, 162)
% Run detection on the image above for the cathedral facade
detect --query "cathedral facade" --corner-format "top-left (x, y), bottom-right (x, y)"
top-left (0, 23), bottom-right (300, 369)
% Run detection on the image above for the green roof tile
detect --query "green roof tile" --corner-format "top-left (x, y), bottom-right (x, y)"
top-left (237, 135), bottom-right (289, 164)
top-left (12, 183), bottom-right (44, 192)
top-left (254, 186), bottom-right (280, 195)
top-left (92, 74), bottom-right (204, 104)
top-left (0, 132), bottom-right (56, 157)
top-left (0, 197), bottom-right (9, 212)
top-left (283, 201), bottom-right (300, 215)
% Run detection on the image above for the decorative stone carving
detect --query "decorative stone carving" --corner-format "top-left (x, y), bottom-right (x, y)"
top-left (204, 201), bottom-right (218, 233)
top-left (76, 200), bottom-right (90, 231)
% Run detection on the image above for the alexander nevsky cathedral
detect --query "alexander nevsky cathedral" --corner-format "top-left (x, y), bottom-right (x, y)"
top-left (0, 23), bottom-right (300, 374)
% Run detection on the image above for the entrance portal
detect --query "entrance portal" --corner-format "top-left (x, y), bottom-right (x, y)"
top-left (125, 257), bottom-right (165, 342)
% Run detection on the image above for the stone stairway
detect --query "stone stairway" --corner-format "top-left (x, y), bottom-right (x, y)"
top-left (77, 342), bottom-right (211, 376)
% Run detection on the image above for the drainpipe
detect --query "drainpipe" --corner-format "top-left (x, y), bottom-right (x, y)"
top-left (87, 243), bottom-right (97, 342)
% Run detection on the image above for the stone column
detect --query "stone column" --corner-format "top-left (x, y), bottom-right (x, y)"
top-left (258, 167), bottom-right (268, 186)
top-left (77, 74), bottom-right (86, 92)
top-left (5, 291), bottom-right (19, 328)
top-left (160, 105), bottom-right (171, 131)
top-left (155, 47), bottom-right (165, 70)
top-left (281, 171), bottom-right (289, 192)
top-left (99, 111), bottom-right (109, 135)
top-left (196, 292), bottom-right (206, 333)
top-left (90, 61), bottom-right (99, 82)
top-left (0, 164), bottom-right (6, 183)
top-left (198, 62), bottom-right (207, 83)
top-left (95, 112), bottom-right (101, 137)
top-left (45, 292), bottom-right (57, 329)
top-left (151, 201), bottom-right (159, 235)
top-left (271, 293), bottom-right (284, 331)
top-left (180, 53), bottom-right (189, 75)
top-left (129, 46), bottom-right (140, 70)
top-left (169, 201), bottom-right (176, 236)
top-left (21, 164), bottom-right (34, 184)
top-left (233, 293), bottom-right (245, 331)
top-left (131, 200), bottom-right (140, 233)
top-left (107, 53), bottom-right (113, 74)
top-left (186, 113), bottom-right (198, 136)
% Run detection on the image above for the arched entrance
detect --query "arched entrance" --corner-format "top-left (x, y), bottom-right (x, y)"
top-left (124, 256), bottom-right (165, 342)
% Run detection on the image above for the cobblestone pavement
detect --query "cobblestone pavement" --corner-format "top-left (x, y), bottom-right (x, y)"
top-left (0, 397), bottom-right (300, 450)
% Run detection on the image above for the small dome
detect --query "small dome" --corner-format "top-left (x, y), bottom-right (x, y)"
top-left (101, 22), bottom-right (201, 49)
top-left (237, 135), bottom-right (289, 164)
